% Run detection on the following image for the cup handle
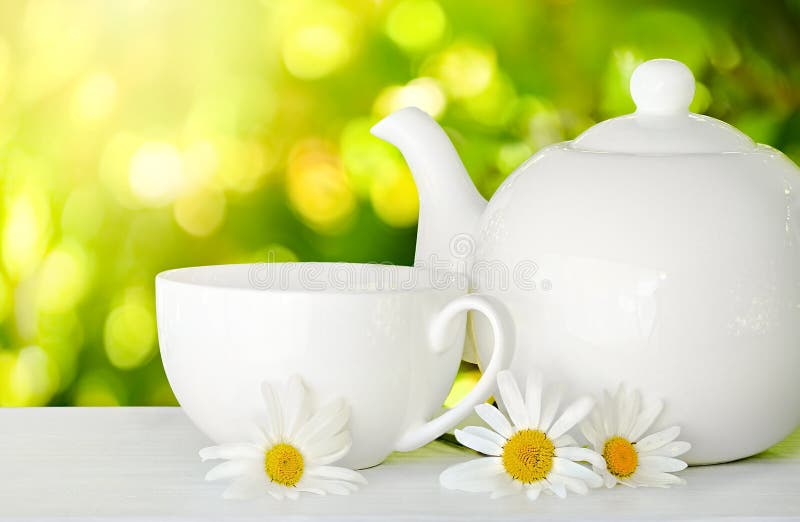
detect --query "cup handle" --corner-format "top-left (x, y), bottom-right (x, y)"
top-left (393, 294), bottom-right (514, 452)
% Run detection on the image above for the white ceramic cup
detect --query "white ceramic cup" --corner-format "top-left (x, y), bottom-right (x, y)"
top-left (156, 262), bottom-right (513, 469)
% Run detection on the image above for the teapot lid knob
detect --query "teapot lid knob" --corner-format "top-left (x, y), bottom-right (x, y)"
top-left (630, 59), bottom-right (695, 116)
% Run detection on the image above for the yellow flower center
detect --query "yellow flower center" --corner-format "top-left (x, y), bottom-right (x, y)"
top-left (501, 429), bottom-right (555, 483)
top-left (264, 443), bottom-right (304, 487)
top-left (603, 436), bottom-right (638, 478)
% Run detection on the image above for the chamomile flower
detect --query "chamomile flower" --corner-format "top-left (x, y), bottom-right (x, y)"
top-left (581, 384), bottom-right (691, 488)
top-left (440, 370), bottom-right (604, 501)
top-left (199, 375), bottom-right (366, 500)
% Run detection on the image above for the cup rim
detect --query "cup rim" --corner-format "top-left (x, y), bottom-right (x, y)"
top-left (156, 262), bottom-right (469, 296)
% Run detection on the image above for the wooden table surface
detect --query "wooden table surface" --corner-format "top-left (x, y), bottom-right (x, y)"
top-left (1, 407), bottom-right (799, 521)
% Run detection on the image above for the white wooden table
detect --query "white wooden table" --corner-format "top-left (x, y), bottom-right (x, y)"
top-left (1, 408), bottom-right (799, 521)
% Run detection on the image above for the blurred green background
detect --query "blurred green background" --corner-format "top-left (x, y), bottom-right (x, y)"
top-left (0, 0), bottom-right (798, 406)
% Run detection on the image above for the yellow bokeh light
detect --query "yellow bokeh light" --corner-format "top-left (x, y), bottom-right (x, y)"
top-left (214, 139), bottom-right (272, 193)
top-left (13, 276), bottom-right (37, 342)
top-left (516, 96), bottom-right (565, 149)
top-left (74, 372), bottom-right (122, 406)
top-left (0, 37), bottom-right (10, 103)
top-left (36, 311), bottom-right (83, 393)
top-left (99, 132), bottom-right (142, 208)
top-left (36, 241), bottom-right (90, 314)
top-left (2, 187), bottom-right (51, 281)
top-left (183, 140), bottom-right (219, 185)
top-left (128, 141), bottom-right (185, 207)
top-left (281, 3), bottom-right (356, 80)
top-left (443, 365), bottom-right (481, 408)
top-left (71, 71), bottom-right (117, 122)
top-left (386, 0), bottom-right (447, 53)
top-left (373, 77), bottom-right (447, 119)
top-left (18, 0), bottom-right (98, 103)
top-left (0, 272), bottom-right (9, 323)
top-left (690, 81), bottom-right (712, 114)
top-left (462, 71), bottom-right (517, 127)
top-left (341, 118), bottom-right (400, 198)
top-left (248, 243), bottom-right (299, 264)
top-left (145, 382), bottom-right (178, 406)
top-left (370, 165), bottom-right (419, 228)
top-left (286, 139), bottom-right (357, 234)
top-left (103, 289), bottom-right (156, 370)
top-left (61, 185), bottom-right (105, 241)
top-left (0, 351), bottom-right (13, 404)
top-left (424, 41), bottom-right (496, 99)
top-left (2, 345), bottom-right (59, 406)
top-left (496, 142), bottom-right (533, 175)
top-left (173, 185), bottom-right (227, 237)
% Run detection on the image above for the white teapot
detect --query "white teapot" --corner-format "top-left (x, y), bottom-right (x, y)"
top-left (372, 58), bottom-right (800, 464)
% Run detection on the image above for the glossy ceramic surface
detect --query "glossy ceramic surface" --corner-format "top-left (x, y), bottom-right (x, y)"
top-left (373, 58), bottom-right (800, 464)
top-left (156, 263), bottom-right (513, 469)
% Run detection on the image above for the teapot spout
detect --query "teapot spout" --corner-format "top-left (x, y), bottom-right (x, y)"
top-left (371, 107), bottom-right (486, 268)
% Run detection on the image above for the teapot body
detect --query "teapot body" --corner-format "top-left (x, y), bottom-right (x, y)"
top-left (471, 145), bottom-right (800, 464)
top-left (371, 58), bottom-right (800, 464)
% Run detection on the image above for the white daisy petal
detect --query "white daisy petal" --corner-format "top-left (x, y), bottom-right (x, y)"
top-left (545, 478), bottom-right (567, 498)
top-left (554, 434), bottom-right (578, 448)
top-left (306, 430), bottom-right (351, 459)
top-left (313, 446), bottom-right (352, 466)
top-left (474, 403), bottom-right (514, 439)
top-left (264, 482), bottom-right (285, 500)
top-left (326, 481), bottom-right (359, 495)
top-left (199, 443), bottom-right (263, 462)
top-left (549, 472), bottom-right (589, 495)
top-left (306, 465), bottom-right (367, 485)
top-left (204, 458), bottom-right (261, 481)
top-left (461, 425), bottom-right (508, 448)
top-left (538, 384), bottom-right (562, 433)
top-left (455, 429), bottom-right (503, 456)
top-left (200, 376), bottom-right (364, 501)
top-left (602, 470), bottom-right (617, 488)
top-left (555, 446), bottom-right (606, 469)
top-left (628, 398), bottom-right (664, 441)
top-left (641, 440), bottom-right (692, 458)
top-left (548, 396), bottom-right (595, 439)
top-left (631, 470), bottom-right (686, 488)
top-left (307, 431), bottom-right (352, 465)
top-left (222, 474), bottom-right (268, 500)
top-left (635, 426), bottom-right (680, 452)
top-left (498, 371), bottom-right (529, 429)
top-left (294, 398), bottom-right (349, 448)
top-left (601, 390), bottom-right (617, 435)
top-left (525, 483), bottom-right (542, 501)
top-left (440, 457), bottom-right (505, 492)
top-left (247, 422), bottom-right (276, 447)
top-left (296, 477), bottom-right (329, 495)
top-left (260, 380), bottom-right (284, 440)
top-left (525, 371), bottom-right (543, 428)
top-left (303, 477), bottom-right (356, 495)
top-left (325, 479), bottom-right (359, 492)
top-left (614, 384), bottom-right (630, 431)
top-left (640, 455), bottom-right (688, 473)
top-left (281, 375), bottom-right (308, 440)
top-left (587, 405), bottom-right (607, 441)
top-left (552, 456), bottom-right (603, 488)
top-left (295, 479), bottom-right (326, 496)
top-left (619, 387), bottom-right (641, 438)
top-left (579, 420), bottom-right (600, 449)
top-left (489, 476), bottom-right (522, 499)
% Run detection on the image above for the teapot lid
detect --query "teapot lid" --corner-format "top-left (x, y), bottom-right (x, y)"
top-left (571, 59), bottom-right (756, 154)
